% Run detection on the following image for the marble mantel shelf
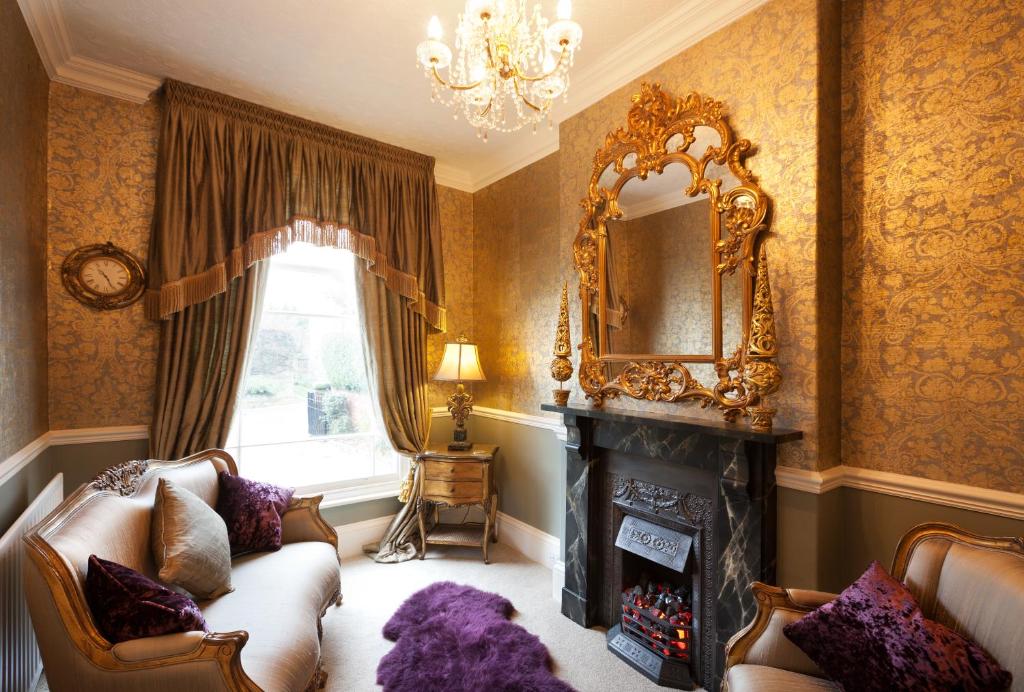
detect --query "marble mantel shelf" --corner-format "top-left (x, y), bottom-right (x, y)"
top-left (541, 402), bottom-right (803, 444)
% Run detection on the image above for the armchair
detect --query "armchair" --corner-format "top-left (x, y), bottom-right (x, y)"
top-left (724, 522), bottom-right (1024, 691)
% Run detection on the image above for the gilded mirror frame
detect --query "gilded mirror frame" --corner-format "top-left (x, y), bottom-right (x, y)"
top-left (572, 83), bottom-right (782, 430)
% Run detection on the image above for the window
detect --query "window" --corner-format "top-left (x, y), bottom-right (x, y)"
top-left (228, 243), bottom-right (403, 505)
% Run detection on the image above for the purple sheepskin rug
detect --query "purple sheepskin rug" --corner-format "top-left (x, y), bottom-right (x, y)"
top-left (376, 581), bottom-right (576, 692)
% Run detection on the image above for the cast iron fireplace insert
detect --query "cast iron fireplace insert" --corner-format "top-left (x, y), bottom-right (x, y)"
top-left (542, 403), bottom-right (801, 690)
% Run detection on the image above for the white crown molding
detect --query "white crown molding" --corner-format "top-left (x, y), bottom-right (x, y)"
top-left (434, 162), bottom-right (476, 193)
top-left (470, 135), bottom-right (561, 192)
top-left (16, 0), bottom-right (161, 103)
top-left (776, 465), bottom-right (1024, 521)
top-left (556, 0), bottom-right (769, 125)
top-left (54, 54), bottom-right (161, 104)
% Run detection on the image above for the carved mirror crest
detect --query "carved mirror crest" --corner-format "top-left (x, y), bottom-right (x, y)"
top-left (573, 83), bottom-right (781, 430)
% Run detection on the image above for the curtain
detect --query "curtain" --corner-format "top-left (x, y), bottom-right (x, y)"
top-left (146, 79), bottom-right (445, 332)
top-left (150, 265), bottom-right (267, 458)
top-left (357, 268), bottom-right (433, 563)
top-left (148, 79), bottom-right (445, 469)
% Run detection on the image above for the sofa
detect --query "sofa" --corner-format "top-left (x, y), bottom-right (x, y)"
top-left (22, 449), bottom-right (342, 692)
top-left (723, 522), bottom-right (1024, 691)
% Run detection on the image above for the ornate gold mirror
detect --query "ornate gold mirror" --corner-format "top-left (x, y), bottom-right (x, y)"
top-left (573, 83), bottom-right (781, 430)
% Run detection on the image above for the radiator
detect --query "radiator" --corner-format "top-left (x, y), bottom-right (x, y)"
top-left (1, 474), bottom-right (63, 692)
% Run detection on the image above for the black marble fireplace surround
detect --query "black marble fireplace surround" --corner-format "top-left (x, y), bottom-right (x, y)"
top-left (542, 404), bottom-right (801, 690)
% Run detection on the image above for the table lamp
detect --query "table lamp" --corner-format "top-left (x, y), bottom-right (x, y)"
top-left (434, 335), bottom-right (486, 450)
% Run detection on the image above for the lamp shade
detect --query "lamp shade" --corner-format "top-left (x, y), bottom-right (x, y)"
top-left (434, 340), bottom-right (486, 382)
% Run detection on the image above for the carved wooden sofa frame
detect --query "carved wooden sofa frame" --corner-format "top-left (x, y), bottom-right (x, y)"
top-left (22, 449), bottom-right (341, 692)
top-left (723, 522), bottom-right (1024, 689)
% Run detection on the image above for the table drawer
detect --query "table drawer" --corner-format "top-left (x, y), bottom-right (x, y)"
top-left (423, 460), bottom-right (483, 482)
top-left (422, 480), bottom-right (483, 502)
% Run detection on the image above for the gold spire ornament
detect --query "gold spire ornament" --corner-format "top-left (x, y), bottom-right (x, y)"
top-left (550, 282), bottom-right (573, 405)
top-left (743, 245), bottom-right (782, 431)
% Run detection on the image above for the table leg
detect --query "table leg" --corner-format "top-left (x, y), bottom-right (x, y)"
top-left (482, 499), bottom-right (491, 564)
top-left (489, 492), bottom-right (499, 543)
top-left (417, 499), bottom-right (427, 560)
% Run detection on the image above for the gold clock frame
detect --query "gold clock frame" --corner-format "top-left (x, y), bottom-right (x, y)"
top-left (61, 241), bottom-right (146, 310)
top-left (572, 83), bottom-right (782, 430)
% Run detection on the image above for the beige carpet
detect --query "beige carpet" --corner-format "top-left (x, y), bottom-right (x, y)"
top-left (322, 542), bottom-right (669, 692)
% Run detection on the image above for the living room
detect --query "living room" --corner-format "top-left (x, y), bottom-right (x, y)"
top-left (1, 0), bottom-right (1022, 690)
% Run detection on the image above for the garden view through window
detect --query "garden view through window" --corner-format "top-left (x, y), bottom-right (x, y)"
top-left (228, 243), bottom-right (400, 498)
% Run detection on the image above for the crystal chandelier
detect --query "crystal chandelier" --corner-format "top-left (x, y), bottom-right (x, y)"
top-left (416, 0), bottom-right (583, 139)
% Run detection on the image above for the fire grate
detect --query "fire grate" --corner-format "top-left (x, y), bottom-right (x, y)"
top-left (620, 583), bottom-right (693, 661)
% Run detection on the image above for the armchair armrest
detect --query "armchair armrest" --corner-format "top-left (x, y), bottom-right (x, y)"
top-left (724, 582), bottom-right (836, 677)
top-left (281, 494), bottom-right (339, 551)
top-left (112, 631), bottom-right (207, 662)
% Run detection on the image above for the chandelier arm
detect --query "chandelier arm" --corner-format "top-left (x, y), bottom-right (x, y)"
top-left (478, 98), bottom-right (494, 118)
top-left (513, 77), bottom-right (544, 112)
top-left (431, 65), bottom-right (484, 92)
top-left (516, 47), bottom-right (569, 82)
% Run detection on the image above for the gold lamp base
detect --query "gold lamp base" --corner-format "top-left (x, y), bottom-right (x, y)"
top-left (446, 383), bottom-right (474, 451)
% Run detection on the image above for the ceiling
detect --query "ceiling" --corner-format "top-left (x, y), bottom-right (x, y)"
top-left (18, 0), bottom-right (766, 191)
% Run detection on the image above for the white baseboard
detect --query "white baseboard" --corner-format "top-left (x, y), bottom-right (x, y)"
top-left (776, 464), bottom-right (1024, 521)
top-left (552, 561), bottom-right (565, 604)
top-left (335, 514), bottom-right (397, 560)
top-left (496, 511), bottom-right (561, 569)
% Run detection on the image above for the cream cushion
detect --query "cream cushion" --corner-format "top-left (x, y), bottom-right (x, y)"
top-left (200, 542), bottom-right (340, 691)
top-left (151, 477), bottom-right (233, 599)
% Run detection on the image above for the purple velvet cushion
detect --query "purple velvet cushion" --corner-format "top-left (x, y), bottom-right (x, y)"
top-left (215, 471), bottom-right (294, 555)
top-left (783, 561), bottom-right (1011, 692)
top-left (84, 555), bottom-right (208, 643)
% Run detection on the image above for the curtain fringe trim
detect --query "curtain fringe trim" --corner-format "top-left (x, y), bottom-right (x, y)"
top-left (144, 216), bottom-right (447, 332)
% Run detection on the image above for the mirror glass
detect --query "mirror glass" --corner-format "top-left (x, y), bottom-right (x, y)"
top-left (602, 162), bottom-right (713, 357)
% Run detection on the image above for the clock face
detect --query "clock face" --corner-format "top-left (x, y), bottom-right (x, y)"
top-left (80, 257), bottom-right (131, 296)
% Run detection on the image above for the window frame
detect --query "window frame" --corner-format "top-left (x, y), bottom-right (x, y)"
top-left (229, 245), bottom-right (407, 507)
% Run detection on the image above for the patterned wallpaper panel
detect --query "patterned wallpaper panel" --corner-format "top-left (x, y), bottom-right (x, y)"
top-left (473, 153), bottom-right (562, 412)
top-left (841, 0), bottom-right (1024, 491)
top-left (47, 84), bottom-right (161, 429)
top-left (0, 1), bottom-right (49, 458)
top-left (429, 186), bottom-right (475, 407)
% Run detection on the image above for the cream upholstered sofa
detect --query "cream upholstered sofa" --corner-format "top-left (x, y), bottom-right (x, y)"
top-left (22, 449), bottom-right (342, 692)
top-left (723, 522), bottom-right (1024, 691)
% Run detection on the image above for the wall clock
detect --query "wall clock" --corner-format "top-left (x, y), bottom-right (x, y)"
top-left (61, 242), bottom-right (146, 310)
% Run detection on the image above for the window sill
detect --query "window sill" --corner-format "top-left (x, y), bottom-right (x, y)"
top-left (314, 480), bottom-right (402, 509)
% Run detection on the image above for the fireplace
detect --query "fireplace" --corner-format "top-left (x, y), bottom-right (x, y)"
top-left (542, 404), bottom-right (801, 690)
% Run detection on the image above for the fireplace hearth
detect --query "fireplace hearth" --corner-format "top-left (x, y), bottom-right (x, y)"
top-left (543, 404), bottom-right (801, 690)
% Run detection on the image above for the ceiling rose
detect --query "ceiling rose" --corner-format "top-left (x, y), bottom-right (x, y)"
top-left (416, 0), bottom-right (583, 140)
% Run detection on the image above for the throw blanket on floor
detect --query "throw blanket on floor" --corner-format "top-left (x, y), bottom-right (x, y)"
top-left (377, 581), bottom-right (576, 692)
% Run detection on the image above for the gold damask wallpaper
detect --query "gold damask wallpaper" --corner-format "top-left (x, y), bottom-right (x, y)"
top-left (841, 0), bottom-right (1024, 491)
top-left (47, 84), bottom-right (161, 429)
top-left (473, 153), bottom-right (561, 411)
top-left (429, 186), bottom-right (475, 406)
top-left (0, 0), bottom-right (49, 458)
